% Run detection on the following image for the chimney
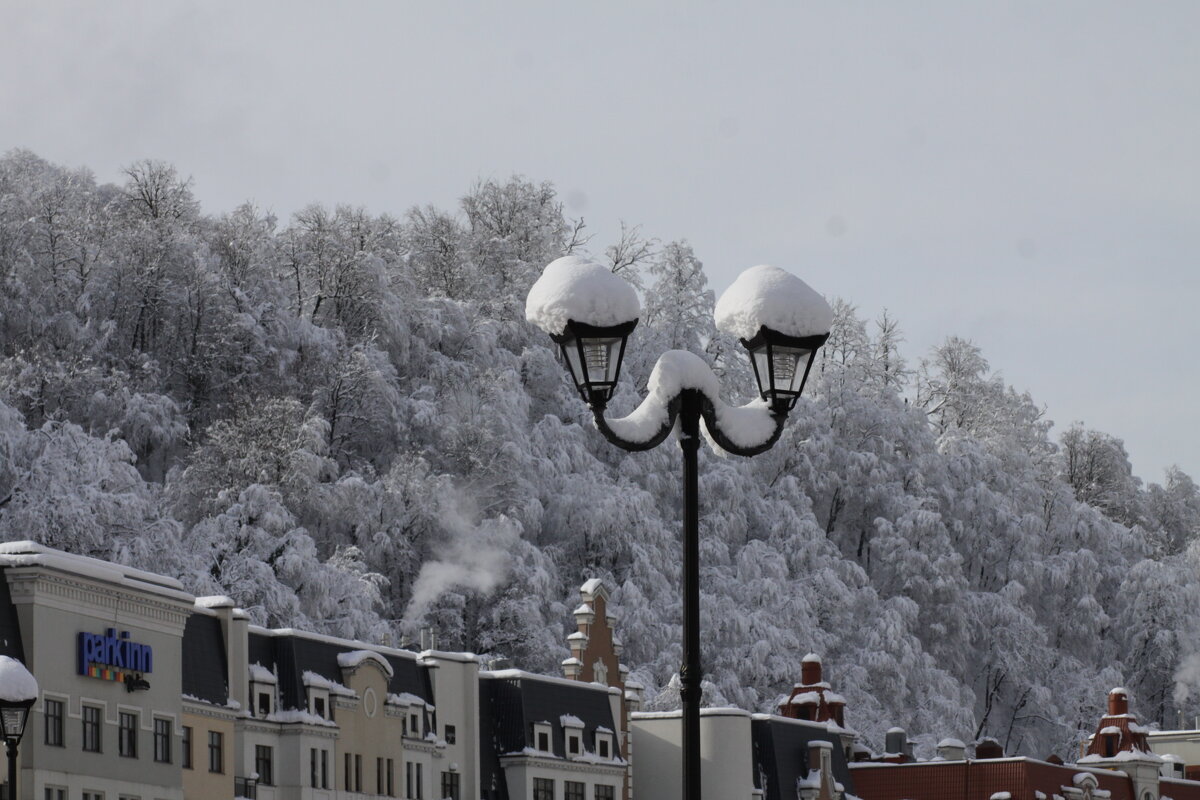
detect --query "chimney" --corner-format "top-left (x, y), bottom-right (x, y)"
top-left (885, 728), bottom-right (908, 760)
top-left (1108, 688), bottom-right (1130, 716)
top-left (801, 653), bottom-right (823, 686)
top-left (975, 738), bottom-right (1004, 759)
top-left (936, 738), bottom-right (966, 761)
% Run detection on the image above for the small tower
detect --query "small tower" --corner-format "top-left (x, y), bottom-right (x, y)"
top-left (779, 653), bottom-right (857, 760)
top-left (1083, 688), bottom-right (1162, 800)
top-left (564, 578), bottom-right (632, 800)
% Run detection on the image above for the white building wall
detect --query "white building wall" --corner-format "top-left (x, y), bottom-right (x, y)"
top-left (631, 708), bottom-right (757, 800)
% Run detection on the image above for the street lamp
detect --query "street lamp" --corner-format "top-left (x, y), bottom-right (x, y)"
top-left (0, 656), bottom-right (38, 800)
top-left (527, 257), bottom-right (832, 800)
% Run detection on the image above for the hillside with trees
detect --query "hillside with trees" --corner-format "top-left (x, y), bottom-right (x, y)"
top-left (2, 149), bottom-right (1198, 758)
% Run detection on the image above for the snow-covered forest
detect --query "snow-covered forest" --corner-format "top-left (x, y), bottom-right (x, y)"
top-left (2, 149), bottom-right (1199, 759)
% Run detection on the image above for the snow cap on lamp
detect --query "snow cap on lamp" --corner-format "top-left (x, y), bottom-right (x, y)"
top-left (0, 656), bottom-right (37, 703)
top-left (714, 264), bottom-right (832, 341)
top-left (525, 255), bottom-right (640, 337)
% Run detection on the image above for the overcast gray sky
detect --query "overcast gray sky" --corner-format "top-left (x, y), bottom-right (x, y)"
top-left (4, 2), bottom-right (1198, 482)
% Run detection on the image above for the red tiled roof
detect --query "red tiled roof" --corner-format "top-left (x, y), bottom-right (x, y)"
top-left (851, 758), bottom-right (1133, 800)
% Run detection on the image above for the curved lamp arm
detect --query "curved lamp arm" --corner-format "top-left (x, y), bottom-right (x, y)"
top-left (698, 398), bottom-right (788, 457)
top-left (585, 352), bottom-right (791, 457)
top-left (591, 395), bottom-right (681, 452)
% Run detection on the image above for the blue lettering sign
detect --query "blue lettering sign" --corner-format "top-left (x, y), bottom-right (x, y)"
top-left (77, 628), bottom-right (153, 680)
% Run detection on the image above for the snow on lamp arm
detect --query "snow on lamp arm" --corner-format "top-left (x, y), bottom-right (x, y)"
top-left (527, 255), bottom-right (832, 800)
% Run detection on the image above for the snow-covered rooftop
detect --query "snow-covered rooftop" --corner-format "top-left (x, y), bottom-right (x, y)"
top-left (0, 541), bottom-right (190, 599)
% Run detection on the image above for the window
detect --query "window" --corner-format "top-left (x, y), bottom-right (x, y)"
top-left (533, 778), bottom-right (554, 800)
top-left (355, 754), bottom-right (363, 793)
top-left (153, 718), bottom-right (171, 763)
top-left (257, 692), bottom-right (271, 716)
top-left (44, 698), bottom-right (63, 746)
top-left (208, 730), bottom-right (223, 773)
top-left (406, 761), bottom-right (423, 799)
top-left (377, 757), bottom-right (384, 795)
top-left (440, 772), bottom-right (460, 800)
top-left (311, 749), bottom-right (320, 789)
top-left (444, 724), bottom-right (456, 744)
top-left (43, 789), bottom-right (66, 800)
top-left (82, 705), bottom-right (102, 752)
top-left (181, 726), bottom-right (192, 769)
top-left (321, 749), bottom-right (329, 789)
top-left (82, 793), bottom-right (104, 800)
top-left (596, 733), bottom-right (611, 759)
top-left (314, 695), bottom-right (326, 719)
top-left (119, 712), bottom-right (138, 758)
top-left (345, 753), bottom-right (352, 791)
top-left (387, 758), bottom-right (395, 796)
top-left (594, 786), bottom-right (615, 800)
top-left (409, 713), bottom-right (419, 736)
top-left (565, 781), bottom-right (585, 800)
top-left (568, 734), bottom-right (580, 755)
top-left (256, 745), bottom-right (274, 786)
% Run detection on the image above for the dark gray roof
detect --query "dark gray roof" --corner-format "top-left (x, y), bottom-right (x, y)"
top-left (247, 630), bottom-right (431, 712)
top-left (0, 569), bottom-right (25, 661)
top-left (751, 716), bottom-right (855, 800)
top-left (182, 612), bottom-right (228, 705)
top-left (479, 673), bottom-right (620, 800)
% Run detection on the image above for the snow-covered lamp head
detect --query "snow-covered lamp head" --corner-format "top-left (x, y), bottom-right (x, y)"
top-left (526, 255), bottom-right (641, 409)
top-left (0, 655), bottom-right (38, 745)
top-left (715, 265), bottom-right (832, 412)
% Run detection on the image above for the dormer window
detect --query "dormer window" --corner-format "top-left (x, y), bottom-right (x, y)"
top-left (308, 689), bottom-right (329, 719)
top-left (533, 722), bottom-right (552, 753)
top-left (410, 713), bottom-right (420, 737)
top-left (248, 664), bottom-right (278, 718)
top-left (595, 730), bottom-right (613, 759)
top-left (257, 691), bottom-right (272, 717)
top-left (560, 715), bottom-right (584, 758)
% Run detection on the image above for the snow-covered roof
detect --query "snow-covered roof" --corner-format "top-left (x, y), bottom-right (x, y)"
top-left (337, 650), bottom-right (395, 678)
top-left (387, 691), bottom-right (429, 708)
top-left (302, 670), bottom-right (355, 697)
top-left (938, 738), bottom-right (966, 749)
top-left (481, 668), bottom-right (622, 695)
top-left (0, 656), bottom-right (38, 702)
top-left (714, 264), bottom-right (833, 341)
top-left (525, 256), bottom-right (640, 336)
top-left (0, 541), bottom-right (191, 600)
top-left (573, 603), bottom-right (593, 615)
top-left (560, 714), bottom-right (584, 728)
top-left (265, 709), bottom-right (337, 728)
top-left (802, 653), bottom-right (822, 664)
top-left (248, 664), bottom-right (277, 685)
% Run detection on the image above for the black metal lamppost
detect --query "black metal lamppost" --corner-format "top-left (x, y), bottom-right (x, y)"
top-left (0, 656), bottom-right (38, 800)
top-left (527, 257), bottom-right (831, 800)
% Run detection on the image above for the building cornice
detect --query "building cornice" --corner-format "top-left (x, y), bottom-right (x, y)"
top-left (499, 754), bottom-right (627, 776)
top-left (6, 567), bottom-right (193, 633)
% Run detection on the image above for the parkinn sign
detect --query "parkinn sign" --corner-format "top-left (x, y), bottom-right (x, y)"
top-left (78, 628), bottom-right (153, 682)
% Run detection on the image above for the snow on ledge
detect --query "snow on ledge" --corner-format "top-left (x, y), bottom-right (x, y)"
top-left (714, 264), bottom-right (832, 341)
top-left (338, 650), bottom-right (395, 678)
top-left (525, 255), bottom-right (640, 336)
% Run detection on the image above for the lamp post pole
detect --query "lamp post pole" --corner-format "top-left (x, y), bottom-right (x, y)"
top-left (527, 257), bottom-right (832, 800)
top-left (5, 738), bottom-right (16, 800)
top-left (678, 390), bottom-right (703, 800)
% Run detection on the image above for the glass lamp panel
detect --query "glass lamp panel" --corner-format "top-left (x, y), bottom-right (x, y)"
top-left (750, 347), bottom-right (771, 400)
top-left (0, 706), bottom-right (27, 741)
top-left (770, 346), bottom-right (810, 393)
top-left (559, 337), bottom-right (586, 390)
top-left (580, 337), bottom-right (623, 386)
